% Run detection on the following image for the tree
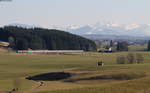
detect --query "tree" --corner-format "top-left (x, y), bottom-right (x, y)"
top-left (110, 40), bottom-right (113, 47)
top-left (127, 53), bottom-right (136, 64)
top-left (13, 78), bottom-right (22, 92)
top-left (147, 40), bottom-right (150, 51)
top-left (29, 35), bottom-right (43, 50)
top-left (16, 38), bottom-right (28, 50)
top-left (117, 55), bottom-right (126, 64)
top-left (117, 41), bottom-right (128, 51)
top-left (8, 36), bottom-right (15, 48)
top-left (136, 53), bottom-right (144, 64)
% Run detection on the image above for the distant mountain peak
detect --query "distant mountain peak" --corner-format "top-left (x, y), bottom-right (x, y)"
top-left (125, 24), bottom-right (140, 30)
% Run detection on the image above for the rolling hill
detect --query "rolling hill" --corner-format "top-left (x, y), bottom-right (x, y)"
top-left (0, 26), bottom-right (96, 51)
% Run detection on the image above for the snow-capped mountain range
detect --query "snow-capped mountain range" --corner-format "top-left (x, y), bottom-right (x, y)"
top-left (5, 23), bottom-right (150, 37)
top-left (68, 23), bottom-right (150, 37)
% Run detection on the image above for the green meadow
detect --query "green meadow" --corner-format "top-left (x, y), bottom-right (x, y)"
top-left (0, 48), bottom-right (150, 93)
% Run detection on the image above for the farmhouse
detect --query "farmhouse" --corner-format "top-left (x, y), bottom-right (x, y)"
top-left (17, 50), bottom-right (84, 54)
top-left (0, 41), bottom-right (9, 48)
top-left (98, 47), bottom-right (113, 53)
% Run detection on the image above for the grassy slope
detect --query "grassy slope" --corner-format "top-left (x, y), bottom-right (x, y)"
top-left (0, 48), bottom-right (150, 93)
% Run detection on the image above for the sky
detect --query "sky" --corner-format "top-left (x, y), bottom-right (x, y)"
top-left (0, 0), bottom-right (150, 27)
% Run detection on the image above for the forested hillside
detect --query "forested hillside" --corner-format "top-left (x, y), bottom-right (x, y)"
top-left (0, 26), bottom-right (96, 51)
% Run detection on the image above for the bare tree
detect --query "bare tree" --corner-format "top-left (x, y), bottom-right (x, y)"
top-left (117, 55), bottom-right (126, 64)
top-left (13, 78), bottom-right (22, 93)
top-left (136, 53), bottom-right (144, 64)
top-left (117, 53), bottom-right (144, 65)
top-left (127, 53), bottom-right (136, 64)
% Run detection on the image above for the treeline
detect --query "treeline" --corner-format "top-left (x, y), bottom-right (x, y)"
top-left (117, 53), bottom-right (144, 64)
top-left (0, 26), bottom-right (96, 51)
top-left (99, 40), bottom-right (150, 52)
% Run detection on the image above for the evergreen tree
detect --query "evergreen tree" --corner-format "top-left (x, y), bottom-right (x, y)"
top-left (29, 35), bottom-right (43, 50)
top-left (16, 38), bottom-right (28, 50)
top-left (110, 40), bottom-right (113, 47)
top-left (117, 41), bottom-right (128, 51)
top-left (147, 40), bottom-right (150, 51)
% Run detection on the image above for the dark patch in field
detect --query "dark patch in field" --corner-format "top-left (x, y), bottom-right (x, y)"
top-left (64, 75), bottom-right (113, 82)
top-left (26, 72), bottom-right (73, 81)
top-left (65, 73), bottom-right (146, 82)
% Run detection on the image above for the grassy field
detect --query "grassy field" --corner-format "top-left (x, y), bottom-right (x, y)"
top-left (1, 49), bottom-right (150, 93)
top-left (128, 44), bottom-right (147, 51)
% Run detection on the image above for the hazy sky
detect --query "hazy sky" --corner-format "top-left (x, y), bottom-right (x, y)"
top-left (0, 0), bottom-right (150, 27)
